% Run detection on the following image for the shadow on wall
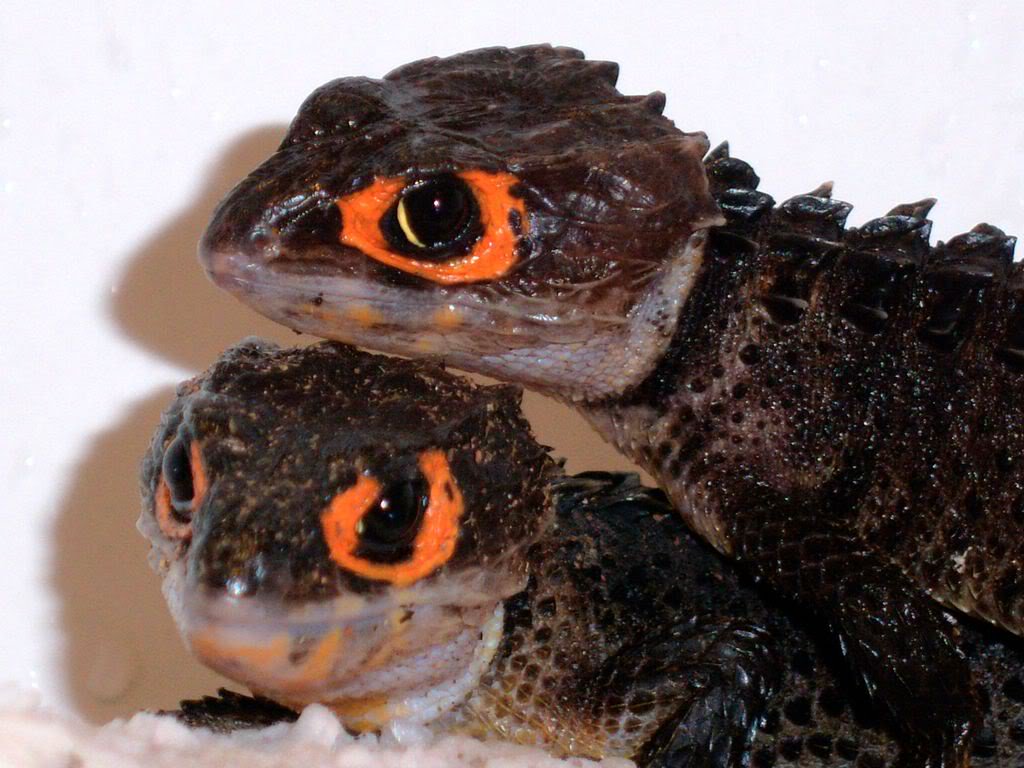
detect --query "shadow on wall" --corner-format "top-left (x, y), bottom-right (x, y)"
top-left (52, 127), bottom-right (302, 723)
top-left (109, 124), bottom-right (302, 370)
top-left (51, 390), bottom-right (234, 723)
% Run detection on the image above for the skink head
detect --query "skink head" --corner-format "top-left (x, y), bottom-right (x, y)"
top-left (200, 46), bottom-right (721, 400)
top-left (139, 339), bottom-right (554, 723)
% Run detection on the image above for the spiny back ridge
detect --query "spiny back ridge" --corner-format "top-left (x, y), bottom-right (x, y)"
top-left (706, 144), bottom-right (1018, 345)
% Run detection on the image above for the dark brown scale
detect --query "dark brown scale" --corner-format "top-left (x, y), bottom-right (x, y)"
top-left (602, 141), bottom-right (1023, 767)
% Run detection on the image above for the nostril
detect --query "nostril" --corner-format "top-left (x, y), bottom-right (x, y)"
top-left (224, 573), bottom-right (259, 598)
top-left (200, 552), bottom-right (275, 599)
top-left (249, 226), bottom-right (274, 250)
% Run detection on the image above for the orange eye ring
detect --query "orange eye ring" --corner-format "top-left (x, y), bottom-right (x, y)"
top-left (320, 450), bottom-right (464, 586)
top-left (155, 441), bottom-right (206, 541)
top-left (335, 170), bottom-right (527, 284)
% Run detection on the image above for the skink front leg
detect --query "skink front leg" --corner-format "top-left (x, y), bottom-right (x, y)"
top-left (729, 489), bottom-right (977, 768)
top-left (594, 618), bottom-right (782, 768)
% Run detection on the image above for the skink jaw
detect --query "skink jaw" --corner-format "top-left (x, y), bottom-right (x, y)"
top-left (167, 562), bottom-right (510, 728)
top-left (201, 229), bottom-right (711, 401)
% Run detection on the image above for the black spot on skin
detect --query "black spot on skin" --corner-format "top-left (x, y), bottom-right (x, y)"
top-left (856, 753), bottom-right (885, 768)
top-left (851, 698), bottom-right (883, 730)
top-left (996, 446), bottom-right (1015, 474)
top-left (970, 725), bottom-right (997, 758)
top-left (1003, 675), bottom-right (1024, 703)
top-left (652, 552), bottom-right (672, 569)
top-left (784, 696), bottom-right (813, 726)
top-left (761, 708), bottom-right (782, 735)
top-left (662, 586), bottom-right (683, 606)
top-left (779, 737), bottom-right (803, 761)
top-left (752, 747), bottom-right (777, 768)
top-left (760, 293), bottom-right (807, 325)
top-left (806, 733), bottom-right (833, 760)
top-left (739, 343), bottom-right (761, 365)
top-left (1009, 718), bottom-right (1024, 744)
top-left (818, 686), bottom-right (846, 718)
top-left (791, 649), bottom-right (815, 677)
top-left (835, 738), bottom-right (860, 760)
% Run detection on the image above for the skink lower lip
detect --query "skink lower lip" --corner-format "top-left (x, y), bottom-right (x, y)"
top-left (182, 598), bottom-right (468, 638)
top-left (203, 265), bottom-right (630, 360)
top-left (180, 598), bottom-right (505, 719)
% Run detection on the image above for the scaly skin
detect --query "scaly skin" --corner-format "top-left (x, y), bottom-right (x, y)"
top-left (141, 340), bottom-right (779, 765)
top-left (148, 341), bottom-right (1024, 767)
top-left (196, 46), bottom-right (1022, 766)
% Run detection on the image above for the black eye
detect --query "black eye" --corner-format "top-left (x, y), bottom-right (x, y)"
top-left (162, 437), bottom-right (195, 519)
top-left (355, 478), bottom-right (429, 563)
top-left (381, 175), bottom-right (480, 257)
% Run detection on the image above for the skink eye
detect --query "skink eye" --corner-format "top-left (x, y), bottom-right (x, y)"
top-left (335, 170), bottom-right (527, 284)
top-left (163, 438), bottom-right (195, 513)
top-left (155, 437), bottom-right (207, 541)
top-left (383, 175), bottom-right (480, 256)
top-left (355, 478), bottom-right (429, 563)
top-left (320, 450), bottom-right (464, 586)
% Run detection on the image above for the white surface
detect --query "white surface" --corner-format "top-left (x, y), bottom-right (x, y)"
top-left (1, 0), bottom-right (1022, 723)
top-left (0, 689), bottom-right (629, 768)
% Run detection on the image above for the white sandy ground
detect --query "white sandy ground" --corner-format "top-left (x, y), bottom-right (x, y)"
top-left (0, 687), bottom-right (634, 768)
